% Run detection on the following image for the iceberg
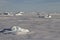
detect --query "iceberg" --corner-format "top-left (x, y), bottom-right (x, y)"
top-left (0, 26), bottom-right (30, 35)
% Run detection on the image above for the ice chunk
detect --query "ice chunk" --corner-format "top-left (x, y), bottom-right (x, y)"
top-left (11, 26), bottom-right (29, 32)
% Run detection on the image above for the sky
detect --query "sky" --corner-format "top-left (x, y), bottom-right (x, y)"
top-left (0, 0), bottom-right (60, 12)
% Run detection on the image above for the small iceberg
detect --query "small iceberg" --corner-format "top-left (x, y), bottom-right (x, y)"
top-left (11, 26), bottom-right (30, 35)
top-left (15, 12), bottom-right (24, 16)
top-left (45, 14), bottom-right (52, 18)
top-left (0, 26), bottom-right (31, 35)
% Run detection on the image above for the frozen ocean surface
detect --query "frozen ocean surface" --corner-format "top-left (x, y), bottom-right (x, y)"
top-left (0, 14), bottom-right (60, 40)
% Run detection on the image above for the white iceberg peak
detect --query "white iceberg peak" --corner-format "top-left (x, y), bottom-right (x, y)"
top-left (11, 26), bottom-right (30, 33)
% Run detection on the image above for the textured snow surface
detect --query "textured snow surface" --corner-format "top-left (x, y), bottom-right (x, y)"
top-left (0, 14), bottom-right (60, 40)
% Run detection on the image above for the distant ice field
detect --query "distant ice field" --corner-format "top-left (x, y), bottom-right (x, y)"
top-left (0, 14), bottom-right (60, 40)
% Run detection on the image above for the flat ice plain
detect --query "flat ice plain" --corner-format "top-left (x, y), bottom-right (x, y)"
top-left (0, 13), bottom-right (60, 40)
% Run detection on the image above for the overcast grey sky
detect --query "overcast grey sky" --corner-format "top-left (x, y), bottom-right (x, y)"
top-left (0, 0), bottom-right (60, 12)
